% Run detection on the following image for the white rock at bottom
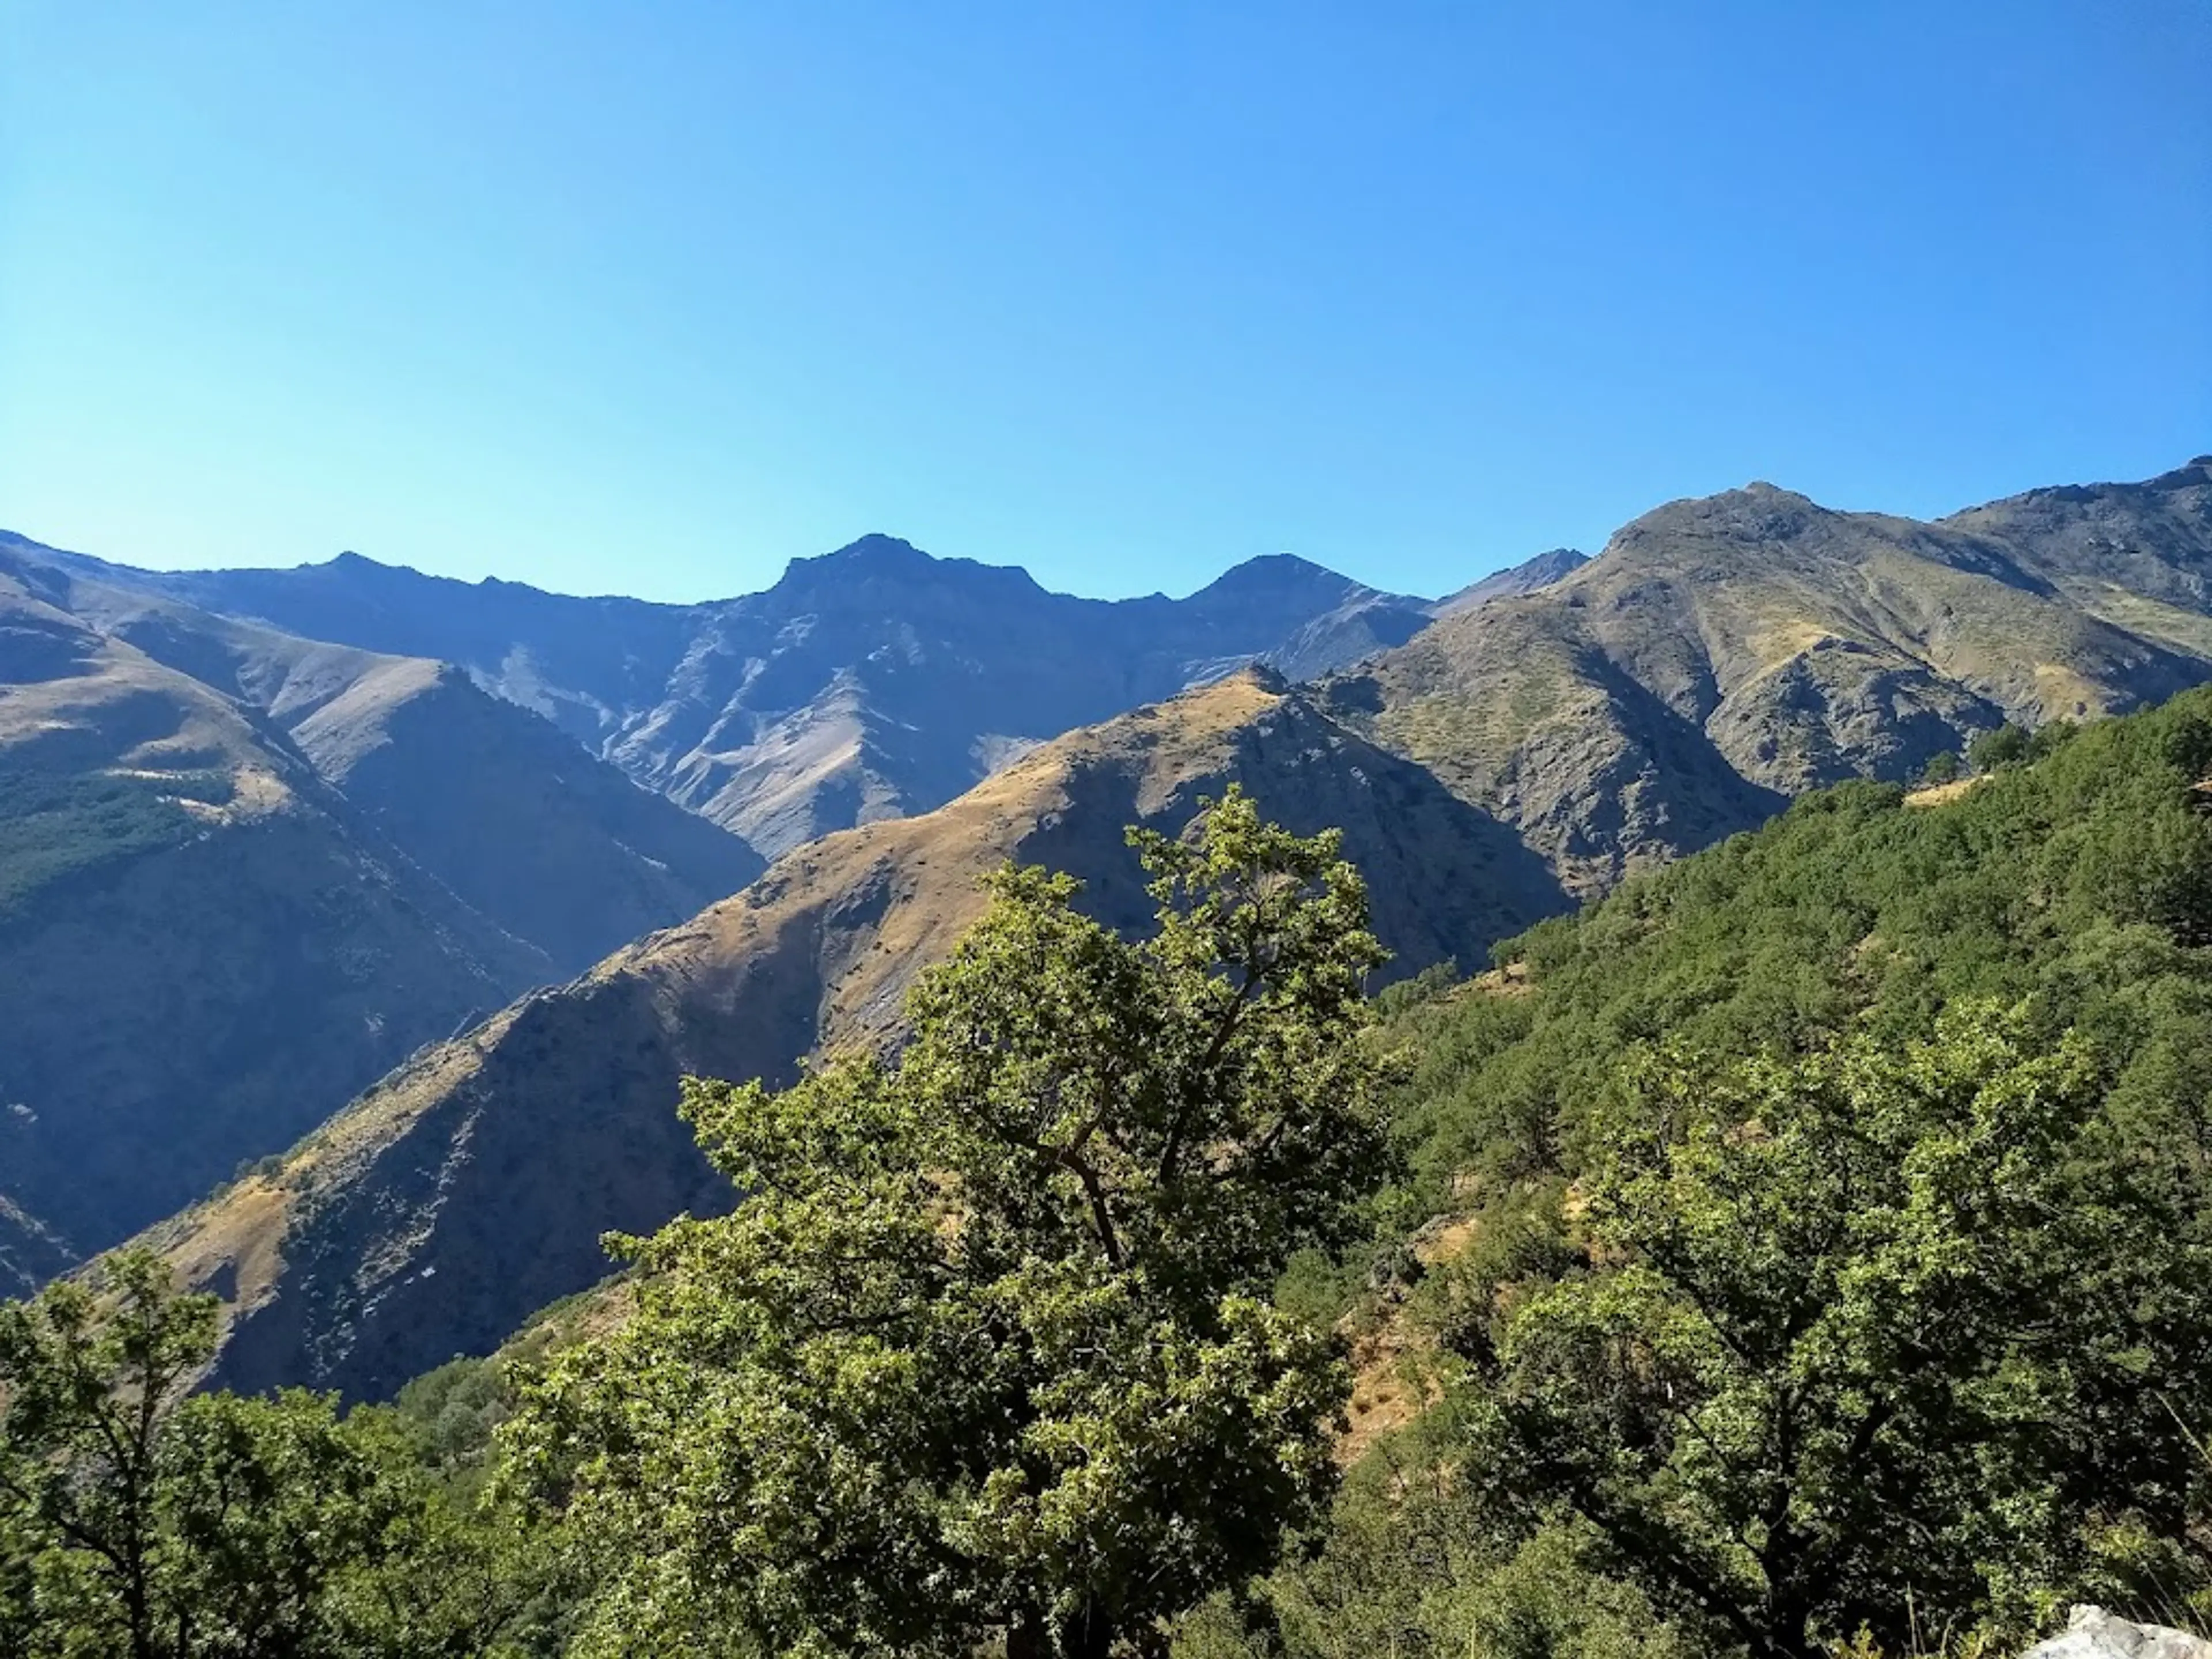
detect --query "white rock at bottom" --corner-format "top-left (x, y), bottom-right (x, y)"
top-left (2023, 1605), bottom-right (2212, 1659)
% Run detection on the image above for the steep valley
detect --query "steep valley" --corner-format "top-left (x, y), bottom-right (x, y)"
top-left (0, 554), bottom-right (762, 1270)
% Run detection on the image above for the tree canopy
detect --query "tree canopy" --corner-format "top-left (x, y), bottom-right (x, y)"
top-left (1452, 1007), bottom-right (2212, 1659)
top-left (0, 1249), bottom-right (548, 1658)
top-left (505, 790), bottom-right (1397, 1658)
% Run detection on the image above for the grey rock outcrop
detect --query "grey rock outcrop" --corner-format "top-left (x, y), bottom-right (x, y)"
top-left (2024, 1607), bottom-right (2212, 1659)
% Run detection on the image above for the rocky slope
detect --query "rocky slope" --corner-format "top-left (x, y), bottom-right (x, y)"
top-left (0, 550), bottom-right (768, 1273)
top-left (0, 1198), bottom-right (72, 1296)
top-left (1328, 459), bottom-right (2212, 893)
top-left (23, 555), bottom-right (764, 968)
top-left (1438, 547), bottom-right (1590, 613)
top-left (17, 533), bottom-right (1438, 857)
top-left (143, 671), bottom-right (1566, 1400)
top-left (0, 556), bottom-right (547, 1263)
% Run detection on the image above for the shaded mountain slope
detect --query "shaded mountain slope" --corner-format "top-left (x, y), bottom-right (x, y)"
top-left (0, 556), bottom-right (548, 1263)
top-left (144, 671), bottom-right (1566, 1400)
top-left (1328, 461), bottom-right (2212, 894)
top-left (0, 1198), bottom-right (71, 1296)
top-left (8, 532), bottom-right (1435, 857)
top-left (28, 560), bottom-right (764, 972)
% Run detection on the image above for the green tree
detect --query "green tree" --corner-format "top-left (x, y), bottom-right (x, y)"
top-left (0, 1248), bottom-right (217, 1656)
top-left (0, 1248), bottom-right (536, 1657)
top-left (1967, 723), bottom-right (2031, 772)
top-left (1446, 1006), bottom-right (2212, 1659)
top-left (1917, 749), bottom-right (1961, 786)
top-left (506, 790), bottom-right (1396, 1658)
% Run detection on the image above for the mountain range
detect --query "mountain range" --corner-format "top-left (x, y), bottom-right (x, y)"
top-left (0, 533), bottom-right (1471, 1285)
top-left (28, 534), bottom-right (1442, 857)
top-left (4, 454), bottom-right (2209, 1384)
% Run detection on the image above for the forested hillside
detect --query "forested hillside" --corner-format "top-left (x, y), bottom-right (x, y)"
top-left (1209, 682), bottom-right (2212, 1658)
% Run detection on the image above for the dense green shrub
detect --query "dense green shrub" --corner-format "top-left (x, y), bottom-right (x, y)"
top-left (0, 764), bottom-right (234, 919)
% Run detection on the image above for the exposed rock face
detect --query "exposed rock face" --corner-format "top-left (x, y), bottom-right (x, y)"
top-left (146, 672), bottom-right (1566, 1401)
top-left (0, 1198), bottom-right (72, 1296)
top-left (13, 534), bottom-right (1437, 858)
top-left (2024, 1606), bottom-right (2212, 1659)
top-left (1331, 461), bottom-right (2212, 893)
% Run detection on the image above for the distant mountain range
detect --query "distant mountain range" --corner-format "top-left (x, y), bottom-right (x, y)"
top-left (24, 535), bottom-right (1448, 858)
top-left (6, 456), bottom-right (2210, 1387)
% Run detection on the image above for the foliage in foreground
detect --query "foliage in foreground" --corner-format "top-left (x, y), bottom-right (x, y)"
top-left (0, 1249), bottom-right (566, 1658)
top-left (504, 790), bottom-right (1395, 1658)
top-left (14, 690), bottom-right (2212, 1657)
top-left (1210, 687), bottom-right (2212, 1659)
top-left (1454, 1009), bottom-right (2212, 1659)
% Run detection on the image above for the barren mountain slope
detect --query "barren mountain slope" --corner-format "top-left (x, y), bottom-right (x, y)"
top-left (1940, 456), bottom-right (2212, 656)
top-left (1438, 547), bottom-right (1590, 613)
top-left (0, 558), bottom-right (548, 1263)
top-left (144, 671), bottom-right (1566, 1400)
top-left (0, 1198), bottom-right (71, 1296)
top-left (37, 566), bottom-right (764, 970)
top-left (1328, 464), bottom-right (2212, 893)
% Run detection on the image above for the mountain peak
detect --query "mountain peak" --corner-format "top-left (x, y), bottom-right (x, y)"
top-left (772, 534), bottom-right (940, 592)
top-left (821, 533), bottom-right (933, 567)
top-left (1730, 480), bottom-right (1820, 507)
top-left (1188, 552), bottom-right (1362, 611)
top-left (767, 535), bottom-right (1051, 606)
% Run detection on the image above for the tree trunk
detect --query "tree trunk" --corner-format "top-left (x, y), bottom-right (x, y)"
top-left (1007, 1608), bottom-right (1048, 1659)
top-left (1063, 1603), bottom-right (1117, 1659)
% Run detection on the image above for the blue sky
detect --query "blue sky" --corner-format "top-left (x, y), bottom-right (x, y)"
top-left (2, 3), bottom-right (2206, 604)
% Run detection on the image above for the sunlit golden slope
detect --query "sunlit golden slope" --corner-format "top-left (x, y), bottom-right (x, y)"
top-left (1330, 460), bottom-right (2212, 893)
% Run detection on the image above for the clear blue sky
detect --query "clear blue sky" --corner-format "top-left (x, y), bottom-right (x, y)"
top-left (3, 3), bottom-right (2206, 604)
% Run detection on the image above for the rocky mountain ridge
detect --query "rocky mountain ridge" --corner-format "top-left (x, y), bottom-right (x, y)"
top-left (13, 533), bottom-right (1459, 858)
top-left (1327, 457), bottom-right (2212, 892)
